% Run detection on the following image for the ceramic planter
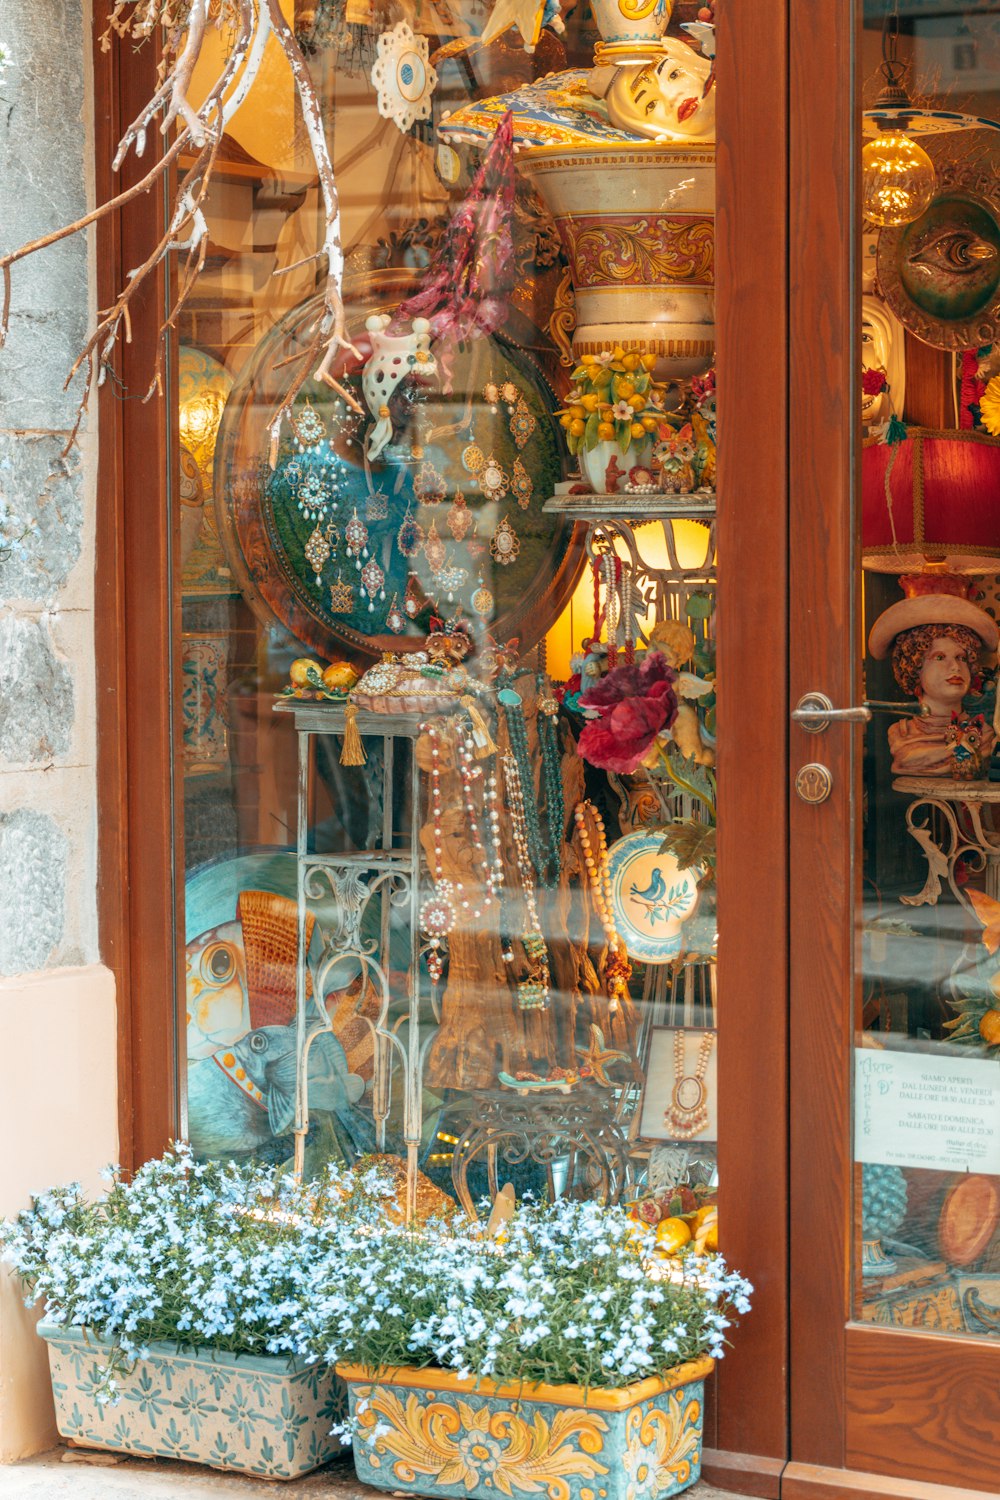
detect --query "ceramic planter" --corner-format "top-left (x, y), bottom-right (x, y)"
top-left (340, 1356), bottom-right (713, 1500)
top-left (38, 1322), bottom-right (346, 1480)
top-left (519, 148), bottom-right (714, 383)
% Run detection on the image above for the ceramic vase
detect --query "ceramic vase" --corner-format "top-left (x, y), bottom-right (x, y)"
top-left (580, 436), bottom-right (654, 493)
top-left (589, 0), bottom-right (673, 62)
top-left (340, 1357), bottom-right (713, 1500)
top-left (39, 1322), bottom-right (346, 1480)
top-left (519, 148), bottom-right (714, 384)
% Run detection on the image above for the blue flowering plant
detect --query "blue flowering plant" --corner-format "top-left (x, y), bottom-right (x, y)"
top-left (298, 1195), bottom-right (752, 1400)
top-left (0, 1143), bottom-right (394, 1401)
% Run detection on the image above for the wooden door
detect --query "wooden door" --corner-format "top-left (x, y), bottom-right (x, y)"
top-left (787, 3), bottom-right (1000, 1496)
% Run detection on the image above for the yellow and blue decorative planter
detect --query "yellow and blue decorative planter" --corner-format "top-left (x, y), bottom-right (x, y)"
top-left (339, 1357), bottom-right (713, 1500)
top-left (38, 1322), bottom-right (346, 1479)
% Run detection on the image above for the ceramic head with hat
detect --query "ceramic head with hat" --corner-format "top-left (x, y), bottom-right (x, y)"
top-left (868, 573), bottom-right (998, 777)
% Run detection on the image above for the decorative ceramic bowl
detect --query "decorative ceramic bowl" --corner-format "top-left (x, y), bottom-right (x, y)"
top-left (439, 75), bottom-right (714, 382)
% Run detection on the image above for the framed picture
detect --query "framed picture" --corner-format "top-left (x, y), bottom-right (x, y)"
top-left (639, 1026), bottom-right (718, 1143)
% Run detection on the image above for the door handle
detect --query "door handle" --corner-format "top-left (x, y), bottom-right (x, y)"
top-left (791, 692), bottom-right (872, 733)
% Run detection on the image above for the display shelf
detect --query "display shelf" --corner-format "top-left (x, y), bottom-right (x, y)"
top-left (543, 489), bottom-right (717, 523)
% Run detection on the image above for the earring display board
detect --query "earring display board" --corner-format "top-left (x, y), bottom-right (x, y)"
top-left (214, 269), bottom-right (583, 660)
top-left (640, 1026), bottom-right (718, 1143)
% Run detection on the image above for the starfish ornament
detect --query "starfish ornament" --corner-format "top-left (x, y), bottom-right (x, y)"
top-left (576, 1024), bottom-right (629, 1088)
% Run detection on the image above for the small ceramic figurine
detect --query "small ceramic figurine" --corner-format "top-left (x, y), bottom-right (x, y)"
top-left (868, 576), bottom-right (999, 777)
top-left (946, 713), bottom-right (989, 780)
top-left (654, 423), bottom-right (696, 493)
top-left (361, 314), bottom-right (437, 460)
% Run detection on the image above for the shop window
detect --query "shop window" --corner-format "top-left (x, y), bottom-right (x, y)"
top-left (174, 0), bottom-right (720, 1226)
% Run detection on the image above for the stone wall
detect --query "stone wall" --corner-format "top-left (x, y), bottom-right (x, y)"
top-left (0, 0), bottom-right (119, 1461)
top-left (0, 1), bottom-right (98, 972)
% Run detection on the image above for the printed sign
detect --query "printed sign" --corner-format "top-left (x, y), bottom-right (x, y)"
top-left (855, 1048), bottom-right (1000, 1175)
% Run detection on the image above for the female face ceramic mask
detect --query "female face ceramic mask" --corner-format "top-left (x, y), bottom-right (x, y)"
top-left (602, 41), bottom-right (716, 142)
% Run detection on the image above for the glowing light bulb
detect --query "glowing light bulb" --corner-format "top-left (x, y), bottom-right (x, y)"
top-left (862, 131), bottom-right (936, 228)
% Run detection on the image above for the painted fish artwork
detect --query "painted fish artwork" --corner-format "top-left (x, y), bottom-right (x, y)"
top-left (185, 852), bottom-right (380, 1167)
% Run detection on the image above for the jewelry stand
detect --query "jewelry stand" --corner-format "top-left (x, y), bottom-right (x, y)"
top-left (274, 699), bottom-right (432, 1219)
top-left (892, 776), bottom-right (1000, 914)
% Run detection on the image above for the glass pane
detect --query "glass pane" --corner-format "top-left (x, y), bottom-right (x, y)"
top-left (856, 0), bottom-right (1000, 1336)
top-left (173, 0), bottom-right (720, 1232)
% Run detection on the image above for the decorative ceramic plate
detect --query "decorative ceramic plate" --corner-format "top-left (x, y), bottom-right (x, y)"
top-left (214, 268), bottom-right (581, 660)
top-left (438, 69), bottom-right (649, 151)
top-left (605, 831), bottom-right (700, 963)
top-left (877, 162), bottom-right (1000, 351)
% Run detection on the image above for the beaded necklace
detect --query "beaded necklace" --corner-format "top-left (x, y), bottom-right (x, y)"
top-left (663, 1028), bottom-right (715, 1140)
top-left (536, 679), bottom-right (565, 886)
top-left (498, 683), bottom-right (546, 881)
top-left (502, 751), bottom-right (550, 1010)
top-left (573, 800), bottom-right (633, 1013)
top-left (419, 722), bottom-right (503, 985)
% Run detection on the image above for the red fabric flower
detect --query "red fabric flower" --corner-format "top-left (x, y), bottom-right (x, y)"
top-left (862, 367), bottom-right (888, 396)
top-left (577, 652), bottom-right (678, 773)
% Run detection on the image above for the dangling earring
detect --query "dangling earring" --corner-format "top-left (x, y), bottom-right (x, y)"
top-left (437, 555), bottom-right (469, 603)
top-left (385, 593), bottom-right (406, 633)
top-left (414, 460), bottom-right (447, 506)
top-left (423, 518), bottom-right (446, 574)
top-left (305, 524), bottom-right (331, 587)
top-left (293, 398), bottom-right (325, 449)
top-left (366, 486), bottom-right (388, 521)
top-left (472, 574), bottom-right (494, 620)
top-left (511, 457), bottom-right (532, 510)
top-left (360, 559), bottom-right (386, 613)
top-left (296, 469), bottom-right (328, 523)
top-left (478, 455), bottom-right (509, 504)
top-left (404, 572), bottom-right (424, 619)
top-left (325, 519), bottom-right (340, 557)
top-left (345, 508), bottom-right (369, 568)
top-left (397, 504), bottom-right (423, 559)
top-left (447, 491), bottom-right (473, 542)
top-left (329, 572), bottom-right (354, 612)
top-left (510, 395), bottom-right (535, 450)
top-left (490, 515), bottom-right (520, 566)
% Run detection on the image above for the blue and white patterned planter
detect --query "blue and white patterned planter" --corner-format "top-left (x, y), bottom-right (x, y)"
top-left (340, 1356), bottom-right (713, 1500)
top-left (38, 1322), bottom-right (345, 1479)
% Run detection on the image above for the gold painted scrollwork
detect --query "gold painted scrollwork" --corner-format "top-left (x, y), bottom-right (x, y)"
top-left (549, 266), bottom-right (578, 368)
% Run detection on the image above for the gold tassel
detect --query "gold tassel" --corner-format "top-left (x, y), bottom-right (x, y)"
top-left (460, 695), bottom-right (497, 759)
top-left (341, 702), bottom-right (367, 766)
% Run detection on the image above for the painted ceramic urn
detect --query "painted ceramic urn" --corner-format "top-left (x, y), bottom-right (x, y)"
top-left (439, 31), bottom-right (715, 382)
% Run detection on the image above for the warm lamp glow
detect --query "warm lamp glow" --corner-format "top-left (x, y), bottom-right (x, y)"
top-left (545, 519), bottom-right (712, 679)
top-left (862, 131), bottom-right (936, 228)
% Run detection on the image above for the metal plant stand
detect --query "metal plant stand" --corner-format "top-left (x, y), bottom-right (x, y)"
top-left (449, 1085), bottom-right (635, 1218)
top-left (893, 776), bottom-right (1000, 913)
top-left (274, 700), bottom-right (432, 1217)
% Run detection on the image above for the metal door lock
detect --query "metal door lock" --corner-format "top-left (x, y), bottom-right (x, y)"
top-left (795, 763), bottom-right (833, 804)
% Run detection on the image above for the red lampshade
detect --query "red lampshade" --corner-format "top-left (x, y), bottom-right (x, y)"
top-left (862, 428), bottom-right (1000, 574)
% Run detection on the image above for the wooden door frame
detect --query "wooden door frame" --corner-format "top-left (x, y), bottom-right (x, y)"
top-left (789, 3), bottom-right (1000, 1495)
top-left (706, 0), bottom-right (791, 1493)
top-left (93, 20), bottom-right (181, 1169)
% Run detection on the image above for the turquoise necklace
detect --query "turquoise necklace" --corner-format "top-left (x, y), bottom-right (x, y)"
top-left (498, 675), bottom-right (563, 888)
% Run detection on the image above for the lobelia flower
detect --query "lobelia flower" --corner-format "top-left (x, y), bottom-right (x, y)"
top-left (577, 652), bottom-right (679, 774)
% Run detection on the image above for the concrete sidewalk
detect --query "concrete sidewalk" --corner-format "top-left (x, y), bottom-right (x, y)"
top-left (0, 1449), bottom-right (739, 1499)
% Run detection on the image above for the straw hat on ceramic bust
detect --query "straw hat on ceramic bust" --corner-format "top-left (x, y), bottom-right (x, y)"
top-left (868, 573), bottom-right (999, 660)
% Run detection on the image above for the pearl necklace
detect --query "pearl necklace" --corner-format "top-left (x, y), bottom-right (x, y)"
top-left (502, 751), bottom-right (550, 1009)
top-left (420, 722), bottom-right (503, 985)
top-left (663, 1028), bottom-right (715, 1140)
top-left (573, 801), bottom-right (632, 1013)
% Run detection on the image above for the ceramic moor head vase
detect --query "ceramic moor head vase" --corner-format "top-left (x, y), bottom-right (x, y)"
top-left (439, 32), bottom-right (715, 383)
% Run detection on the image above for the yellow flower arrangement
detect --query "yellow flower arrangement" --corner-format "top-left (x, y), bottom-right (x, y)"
top-left (981, 376), bottom-right (1000, 438)
top-left (558, 347), bottom-right (668, 458)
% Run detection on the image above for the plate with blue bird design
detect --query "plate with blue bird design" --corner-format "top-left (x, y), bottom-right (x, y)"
top-left (605, 831), bottom-right (700, 963)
